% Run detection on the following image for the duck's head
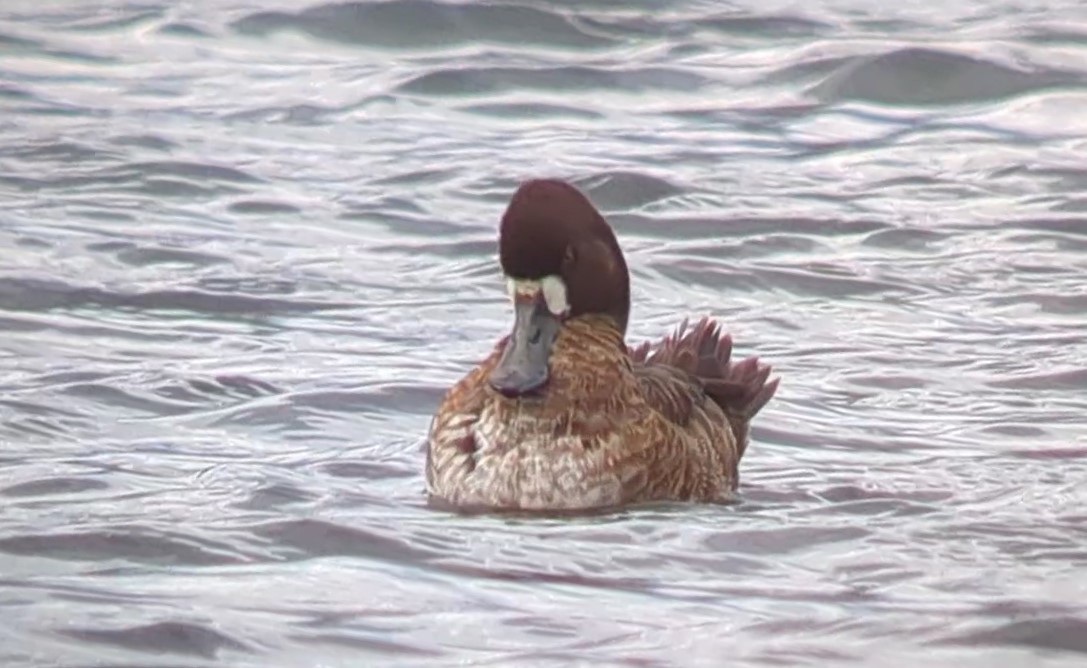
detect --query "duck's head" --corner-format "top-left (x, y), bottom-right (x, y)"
top-left (489, 178), bottom-right (630, 398)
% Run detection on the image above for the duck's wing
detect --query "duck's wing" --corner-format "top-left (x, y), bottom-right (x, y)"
top-left (629, 317), bottom-right (778, 456)
top-left (628, 357), bottom-right (705, 428)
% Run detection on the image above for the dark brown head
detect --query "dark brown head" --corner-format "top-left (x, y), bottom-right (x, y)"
top-left (488, 179), bottom-right (630, 397)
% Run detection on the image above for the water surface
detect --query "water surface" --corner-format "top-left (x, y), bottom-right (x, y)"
top-left (1, 0), bottom-right (1086, 666)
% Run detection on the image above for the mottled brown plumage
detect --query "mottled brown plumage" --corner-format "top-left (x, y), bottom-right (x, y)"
top-left (425, 179), bottom-right (778, 511)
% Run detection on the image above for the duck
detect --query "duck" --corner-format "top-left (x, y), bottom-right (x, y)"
top-left (425, 178), bottom-right (778, 511)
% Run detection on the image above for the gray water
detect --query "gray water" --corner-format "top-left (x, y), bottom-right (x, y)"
top-left (2, 0), bottom-right (1086, 666)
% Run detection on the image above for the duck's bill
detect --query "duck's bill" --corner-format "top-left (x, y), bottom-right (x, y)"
top-left (488, 298), bottom-right (561, 397)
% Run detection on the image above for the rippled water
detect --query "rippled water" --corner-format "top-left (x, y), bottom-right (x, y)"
top-left (2, 0), bottom-right (1086, 665)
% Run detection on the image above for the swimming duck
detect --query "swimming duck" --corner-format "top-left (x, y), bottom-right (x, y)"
top-left (425, 179), bottom-right (778, 511)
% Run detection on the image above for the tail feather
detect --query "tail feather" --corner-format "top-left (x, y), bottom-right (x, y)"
top-left (630, 316), bottom-right (779, 456)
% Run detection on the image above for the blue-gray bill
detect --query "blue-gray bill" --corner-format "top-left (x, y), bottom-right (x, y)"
top-left (488, 298), bottom-right (561, 397)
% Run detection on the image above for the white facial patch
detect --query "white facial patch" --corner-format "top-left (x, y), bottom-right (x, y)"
top-left (505, 275), bottom-right (569, 317)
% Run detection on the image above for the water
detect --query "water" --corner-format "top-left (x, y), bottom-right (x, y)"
top-left (2, 0), bottom-right (1086, 665)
